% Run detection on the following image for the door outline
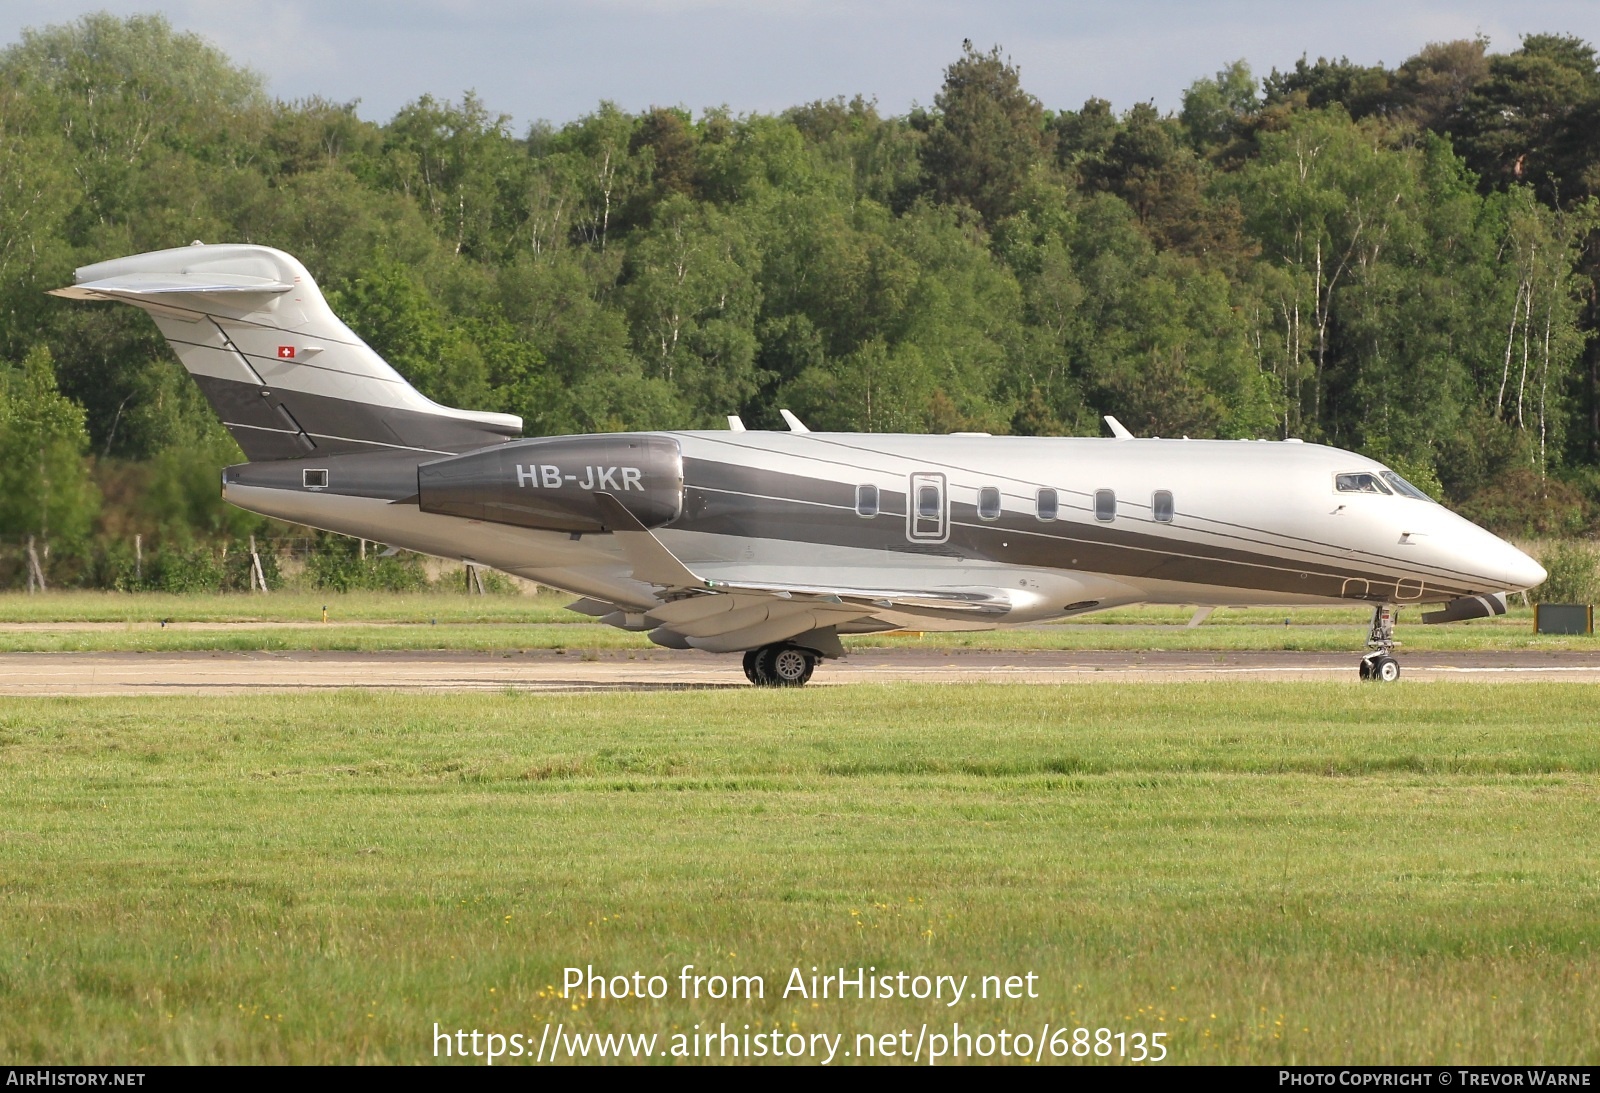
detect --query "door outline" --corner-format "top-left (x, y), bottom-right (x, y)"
top-left (1394, 578), bottom-right (1424, 601)
top-left (906, 472), bottom-right (948, 543)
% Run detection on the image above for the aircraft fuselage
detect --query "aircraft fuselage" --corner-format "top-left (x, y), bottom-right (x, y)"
top-left (222, 430), bottom-right (1542, 634)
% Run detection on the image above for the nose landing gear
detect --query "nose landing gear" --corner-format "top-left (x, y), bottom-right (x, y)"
top-left (742, 643), bottom-right (818, 687)
top-left (1358, 605), bottom-right (1401, 682)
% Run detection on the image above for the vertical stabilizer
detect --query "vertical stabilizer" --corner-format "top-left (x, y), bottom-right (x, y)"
top-left (51, 244), bottom-right (522, 460)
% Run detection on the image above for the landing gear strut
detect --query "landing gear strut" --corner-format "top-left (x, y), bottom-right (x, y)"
top-left (1358, 604), bottom-right (1401, 682)
top-left (742, 644), bottom-right (818, 687)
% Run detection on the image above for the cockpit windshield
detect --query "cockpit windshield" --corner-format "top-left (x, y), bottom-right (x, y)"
top-left (1334, 469), bottom-right (1436, 501)
top-left (1335, 472), bottom-right (1391, 495)
top-left (1380, 470), bottom-right (1434, 501)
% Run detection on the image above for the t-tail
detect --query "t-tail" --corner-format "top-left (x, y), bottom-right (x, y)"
top-left (50, 243), bottom-right (521, 460)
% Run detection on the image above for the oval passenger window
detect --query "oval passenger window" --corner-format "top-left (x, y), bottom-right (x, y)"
top-left (977, 486), bottom-right (1001, 520)
top-left (1095, 489), bottom-right (1116, 522)
top-left (1036, 488), bottom-right (1058, 521)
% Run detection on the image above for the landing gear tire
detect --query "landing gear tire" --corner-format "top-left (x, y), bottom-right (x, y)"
top-left (1360, 654), bottom-right (1400, 683)
top-left (745, 644), bottom-right (817, 687)
top-left (768, 645), bottom-right (816, 687)
top-left (1358, 604), bottom-right (1402, 682)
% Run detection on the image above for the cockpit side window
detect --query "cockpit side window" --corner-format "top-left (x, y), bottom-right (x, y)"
top-left (1335, 472), bottom-right (1392, 495)
top-left (1380, 470), bottom-right (1433, 501)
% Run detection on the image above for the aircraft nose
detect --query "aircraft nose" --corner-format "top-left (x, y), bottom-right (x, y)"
top-left (1502, 545), bottom-right (1547, 593)
top-left (1472, 531), bottom-right (1545, 592)
top-left (1433, 509), bottom-right (1547, 592)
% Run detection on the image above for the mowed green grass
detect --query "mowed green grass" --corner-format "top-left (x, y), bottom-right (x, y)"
top-left (0, 590), bottom-right (585, 625)
top-left (1, 592), bottom-right (1592, 653)
top-left (1, 685), bottom-right (1597, 1065)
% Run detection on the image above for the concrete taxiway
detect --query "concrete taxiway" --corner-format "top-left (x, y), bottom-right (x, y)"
top-left (3, 648), bottom-right (1600, 695)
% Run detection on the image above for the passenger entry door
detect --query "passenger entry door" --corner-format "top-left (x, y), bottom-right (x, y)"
top-left (906, 472), bottom-right (948, 543)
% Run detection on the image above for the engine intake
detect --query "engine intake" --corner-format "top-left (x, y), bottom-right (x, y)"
top-left (417, 434), bottom-right (683, 532)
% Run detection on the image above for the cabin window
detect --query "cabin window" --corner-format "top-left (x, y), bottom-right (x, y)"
top-left (303, 469), bottom-right (328, 489)
top-left (1380, 470), bottom-right (1433, 501)
top-left (855, 483), bottom-right (879, 517)
top-left (1094, 489), bottom-right (1116, 522)
top-left (918, 485), bottom-right (941, 519)
top-left (1036, 488), bottom-right (1058, 522)
top-left (1336, 472), bottom-right (1392, 495)
top-left (977, 486), bottom-right (1001, 521)
top-left (1152, 490), bottom-right (1174, 522)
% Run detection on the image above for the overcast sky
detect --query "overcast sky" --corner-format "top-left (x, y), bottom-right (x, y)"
top-left (5, 1), bottom-right (1600, 133)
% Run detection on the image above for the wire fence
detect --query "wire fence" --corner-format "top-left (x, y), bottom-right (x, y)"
top-left (0, 532), bottom-right (468, 594)
top-left (0, 532), bottom-right (535, 596)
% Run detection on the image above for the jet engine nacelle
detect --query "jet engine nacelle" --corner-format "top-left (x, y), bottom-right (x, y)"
top-left (417, 434), bottom-right (683, 532)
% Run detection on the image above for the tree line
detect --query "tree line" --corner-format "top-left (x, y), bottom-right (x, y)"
top-left (4, 14), bottom-right (1600, 586)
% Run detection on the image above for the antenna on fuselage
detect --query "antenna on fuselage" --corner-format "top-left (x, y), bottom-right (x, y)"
top-left (1104, 415), bottom-right (1134, 440)
top-left (727, 415), bottom-right (747, 432)
top-left (779, 409), bottom-right (811, 434)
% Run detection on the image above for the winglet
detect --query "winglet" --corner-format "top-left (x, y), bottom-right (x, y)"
top-left (593, 493), bottom-right (706, 589)
top-left (727, 415), bottom-right (747, 432)
top-left (1104, 415), bottom-right (1134, 440)
top-left (779, 409), bottom-right (811, 434)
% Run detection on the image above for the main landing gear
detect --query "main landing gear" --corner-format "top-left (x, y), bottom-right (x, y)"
top-left (1358, 604), bottom-right (1401, 682)
top-left (742, 644), bottom-right (818, 687)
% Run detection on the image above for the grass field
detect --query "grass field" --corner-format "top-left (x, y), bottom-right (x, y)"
top-left (2, 684), bottom-right (1596, 1065)
top-left (0, 590), bottom-right (584, 625)
top-left (1, 591), bottom-right (1593, 654)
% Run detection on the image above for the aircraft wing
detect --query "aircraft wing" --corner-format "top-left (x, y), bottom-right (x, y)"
top-left (586, 492), bottom-right (1013, 653)
top-left (701, 579), bottom-right (1011, 615)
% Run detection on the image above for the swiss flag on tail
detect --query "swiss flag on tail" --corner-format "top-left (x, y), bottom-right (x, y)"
top-left (277, 345), bottom-right (295, 359)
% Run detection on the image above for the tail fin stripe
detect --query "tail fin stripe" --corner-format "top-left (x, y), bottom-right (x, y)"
top-left (273, 404), bottom-right (316, 451)
top-left (211, 319), bottom-right (267, 386)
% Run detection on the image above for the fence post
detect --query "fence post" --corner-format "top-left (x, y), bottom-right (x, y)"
top-left (134, 533), bottom-right (142, 582)
top-left (249, 534), bottom-right (268, 594)
top-left (26, 536), bottom-right (47, 594)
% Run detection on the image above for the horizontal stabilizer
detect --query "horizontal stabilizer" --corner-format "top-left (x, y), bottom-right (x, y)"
top-left (50, 272), bottom-right (294, 301)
